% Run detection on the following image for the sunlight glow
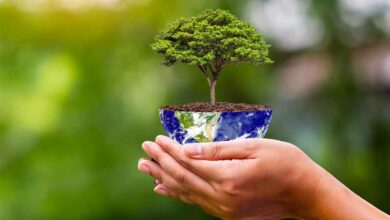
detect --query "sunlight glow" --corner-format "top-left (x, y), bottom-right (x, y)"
top-left (3, 0), bottom-right (127, 12)
top-left (58, 0), bottom-right (121, 10)
top-left (10, 54), bottom-right (77, 133)
top-left (340, 0), bottom-right (390, 34)
top-left (247, 0), bottom-right (324, 51)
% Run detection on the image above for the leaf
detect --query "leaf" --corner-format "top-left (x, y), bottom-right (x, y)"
top-left (151, 9), bottom-right (273, 69)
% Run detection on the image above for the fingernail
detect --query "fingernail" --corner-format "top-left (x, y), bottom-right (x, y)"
top-left (138, 162), bottom-right (150, 174)
top-left (185, 144), bottom-right (202, 156)
top-left (142, 141), bottom-right (151, 152)
top-left (156, 135), bottom-right (169, 144)
top-left (154, 184), bottom-right (169, 195)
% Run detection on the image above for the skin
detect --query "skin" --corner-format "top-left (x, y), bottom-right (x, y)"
top-left (138, 135), bottom-right (390, 220)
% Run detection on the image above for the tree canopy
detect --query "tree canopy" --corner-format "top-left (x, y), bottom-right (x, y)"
top-left (151, 9), bottom-right (272, 69)
top-left (151, 9), bottom-right (273, 104)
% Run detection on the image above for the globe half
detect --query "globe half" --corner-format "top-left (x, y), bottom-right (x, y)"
top-left (159, 108), bottom-right (272, 144)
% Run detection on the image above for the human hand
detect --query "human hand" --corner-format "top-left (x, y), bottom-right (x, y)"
top-left (138, 136), bottom-right (324, 219)
top-left (138, 136), bottom-right (390, 220)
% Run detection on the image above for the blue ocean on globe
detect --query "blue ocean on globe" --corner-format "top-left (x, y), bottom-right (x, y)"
top-left (159, 109), bottom-right (272, 144)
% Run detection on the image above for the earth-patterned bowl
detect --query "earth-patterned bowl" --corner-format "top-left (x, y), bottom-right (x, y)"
top-left (159, 108), bottom-right (272, 144)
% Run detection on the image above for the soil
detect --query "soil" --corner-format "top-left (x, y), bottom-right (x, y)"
top-left (160, 102), bottom-right (271, 112)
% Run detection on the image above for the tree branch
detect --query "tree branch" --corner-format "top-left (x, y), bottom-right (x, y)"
top-left (216, 59), bottom-right (221, 67)
top-left (198, 65), bottom-right (208, 77)
top-left (198, 65), bottom-right (206, 74)
top-left (198, 65), bottom-right (211, 86)
top-left (208, 64), bottom-right (218, 75)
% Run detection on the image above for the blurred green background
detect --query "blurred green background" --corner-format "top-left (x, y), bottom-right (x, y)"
top-left (0, 0), bottom-right (389, 219)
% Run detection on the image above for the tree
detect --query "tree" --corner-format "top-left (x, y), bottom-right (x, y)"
top-left (151, 9), bottom-right (273, 105)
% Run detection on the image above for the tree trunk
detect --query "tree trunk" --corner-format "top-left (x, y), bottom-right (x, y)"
top-left (210, 79), bottom-right (217, 105)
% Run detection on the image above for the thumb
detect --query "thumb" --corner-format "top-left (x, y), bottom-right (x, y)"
top-left (183, 139), bottom-right (259, 160)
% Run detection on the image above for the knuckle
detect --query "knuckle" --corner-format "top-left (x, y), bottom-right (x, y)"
top-left (175, 172), bottom-right (187, 185)
top-left (178, 183), bottom-right (190, 199)
top-left (220, 179), bottom-right (240, 196)
top-left (211, 142), bottom-right (223, 159)
top-left (181, 188), bottom-right (190, 197)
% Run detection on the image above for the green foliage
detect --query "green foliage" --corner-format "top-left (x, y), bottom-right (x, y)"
top-left (151, 9), bottom-right (273, 104)
top-left (151, 9), bottom-right (272, 71)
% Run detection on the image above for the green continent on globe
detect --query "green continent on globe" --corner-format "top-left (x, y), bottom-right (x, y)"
top-left (175, 111), bottom-right (221, 142)
top-left (175, 111), bottom-right (195, 129)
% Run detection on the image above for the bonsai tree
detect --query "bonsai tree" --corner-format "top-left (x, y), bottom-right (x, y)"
top-left (151, 9), bottom-right (272, 105)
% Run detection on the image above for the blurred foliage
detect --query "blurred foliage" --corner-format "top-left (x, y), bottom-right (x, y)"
top-left (0, 0), bottom-right (389, 219)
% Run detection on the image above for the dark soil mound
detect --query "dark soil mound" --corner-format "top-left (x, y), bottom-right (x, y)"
top-left (160, 102), bottom-right (271, 112)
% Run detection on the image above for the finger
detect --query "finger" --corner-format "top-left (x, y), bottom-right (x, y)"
top-left (155, 135), bottom-right (190, 166)
top-left (179, 195), bottom-right (194, 205)
top-left (183, 138), bottom-right (260, 160)
top-left (154, 183), bottom-right (180, 199)
top-left (139, 158), bottom-right (200, 201)
top-left (154, 184), bottom-right (194, 205)
top-left (154, 183), bottom-right (196, 206)
top-left (155, 179), bottom-right (214, 208)
top-left (154, 184), bottom-right (219, 215)
top-left (139, 158), bottom-right (217, 209)
top-left (154, 184), bottom-right (219, 210)
top-left (139, 158), bottom-right (183, 192)
top-left (155, 135), bottom-right (245, 181)
top-left (141, 142), bottom-right (215, 196)
top-left (155, 179), bottom-right (162, 185)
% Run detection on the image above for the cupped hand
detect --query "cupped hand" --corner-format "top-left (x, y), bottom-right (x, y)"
top-left (138, 136), bottom-right (325, 219)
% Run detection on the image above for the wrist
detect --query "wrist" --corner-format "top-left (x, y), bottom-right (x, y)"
top-left (292, 166), bottom-right (390, 220)
top-left (284, 160), bottom-right (328, 219)
top-left (294, 167), bottom-right (337, 219)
